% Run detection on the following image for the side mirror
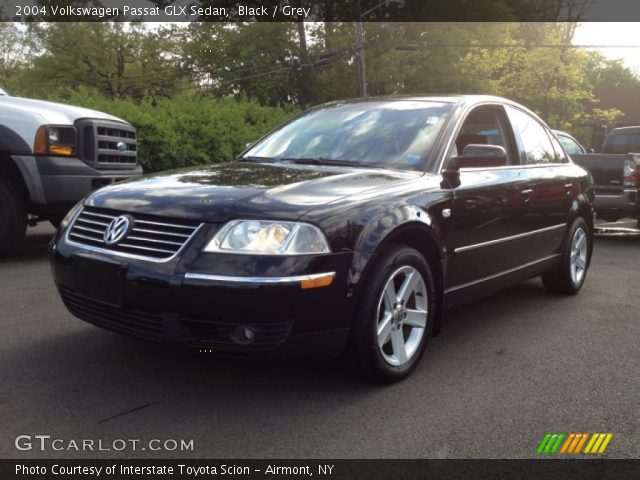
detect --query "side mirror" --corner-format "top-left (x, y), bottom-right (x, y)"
top-left (245, 142), bottom-right (254, 149)
top-left (588, 148), bottom-right (595, 154)
top-left (441, 144), bottom-right (507, 189)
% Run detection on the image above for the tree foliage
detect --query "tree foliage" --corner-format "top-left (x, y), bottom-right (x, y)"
top-left (3, 20), bottom-right (640, 167)
top-left (46, 87), bottom-right (297, 172)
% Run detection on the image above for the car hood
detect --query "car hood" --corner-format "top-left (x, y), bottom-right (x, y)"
top-left (0, 95), bottom-right (127, 125)
top-left (86, 162), bottom-right (422, 222)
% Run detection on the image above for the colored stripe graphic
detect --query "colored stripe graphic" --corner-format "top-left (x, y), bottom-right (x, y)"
top-left (539, 433), bottom-right (613, 454)
top-left (584, 433), bottom-right (614, 454)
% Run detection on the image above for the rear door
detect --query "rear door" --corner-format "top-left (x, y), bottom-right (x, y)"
top-left (505, 106), bottom-right (568, 251)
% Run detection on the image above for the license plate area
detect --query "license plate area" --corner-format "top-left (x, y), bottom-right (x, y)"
top-left (71, 254), bottom-right (128, 307)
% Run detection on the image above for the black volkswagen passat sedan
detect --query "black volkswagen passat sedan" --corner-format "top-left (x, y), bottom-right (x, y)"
top-left (50, 96), bottom-right (594, 382)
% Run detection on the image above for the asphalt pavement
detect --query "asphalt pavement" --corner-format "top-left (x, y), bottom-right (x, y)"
top-left (1, 222), bottom-right (638, 459)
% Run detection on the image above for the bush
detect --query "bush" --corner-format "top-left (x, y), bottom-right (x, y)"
top-left (42, 88), bottom-right (298, 173)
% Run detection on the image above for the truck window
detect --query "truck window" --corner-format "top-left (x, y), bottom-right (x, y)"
top-left (506, 107), bottom-right (556, 165)
top-left (603, 133), bottom-right (640, 154)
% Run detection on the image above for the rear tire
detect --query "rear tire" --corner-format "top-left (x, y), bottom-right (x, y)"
top-left (0, 177), bottom-right (28, 257)
top-left (349, 245), bottom-right (435, 383)
top-left (542, 217), bottom-right (591, 295)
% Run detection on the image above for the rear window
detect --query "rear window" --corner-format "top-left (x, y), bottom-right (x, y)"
top-left (603, 132), bottom-right (640, 154)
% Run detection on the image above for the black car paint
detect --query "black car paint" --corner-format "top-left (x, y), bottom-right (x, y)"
top-left (50, 96), bottom-right (594, 357)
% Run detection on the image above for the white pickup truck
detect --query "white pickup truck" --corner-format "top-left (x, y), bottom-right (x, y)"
top-left (0, 89), bottom-right (142, 255)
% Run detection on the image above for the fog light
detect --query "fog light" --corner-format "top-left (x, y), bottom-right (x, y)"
top-left (231, 325), bottom-right (255, 345)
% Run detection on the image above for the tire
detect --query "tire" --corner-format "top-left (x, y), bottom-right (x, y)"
top-left (0, 177), bottom-right (28, 257)
top-left (541, 217), bottom-right (591, 295)
top-left (349, 245), bottom-right (435, 383)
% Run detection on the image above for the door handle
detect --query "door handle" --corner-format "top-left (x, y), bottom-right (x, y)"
top-left (521, 188), bottom-right (533, 202)
top-left (564, 183), bottom-right (573, 195)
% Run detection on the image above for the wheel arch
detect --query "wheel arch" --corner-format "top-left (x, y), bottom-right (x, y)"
top-left (0, 151), bottom-right (30, 205)
top-left (348, 205), bottom-right (447, 336)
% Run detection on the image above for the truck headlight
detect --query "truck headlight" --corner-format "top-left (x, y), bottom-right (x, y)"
top-left (204, 220), bottom-right (331, 255)
top-left (34, 125), bottom-right (77, 156)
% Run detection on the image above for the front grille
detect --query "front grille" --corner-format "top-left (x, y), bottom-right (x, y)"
top-left (77, 119), bottom-right (138, 169)
top-left (96, 124), bottom-right (137, 165)
top-left (67, 207), bottom-right (202, 261)
top-left (61, 288), bottom-right (164, 342)
top-left (181, 317), bottom-right (293, 352)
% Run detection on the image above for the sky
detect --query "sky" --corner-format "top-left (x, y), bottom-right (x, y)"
top-left (574, 23), bottom-right (640, 74)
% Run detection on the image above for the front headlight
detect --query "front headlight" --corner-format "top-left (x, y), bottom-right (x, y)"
top-left (34, 125), bottom-right (77, 157)
top-left (204, 220), bottom-right (331, 255)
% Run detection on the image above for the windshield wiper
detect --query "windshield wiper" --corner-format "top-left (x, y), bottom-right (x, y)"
top-left (237, 156), bottom-right (276, 163)
top-left (279, 158), bottom-right (381, 168)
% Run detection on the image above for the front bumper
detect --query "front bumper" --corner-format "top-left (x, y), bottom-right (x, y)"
top-left (50, 230), bottom-right (354, 358)
top-left (12, 154), bottom-right (143, 213)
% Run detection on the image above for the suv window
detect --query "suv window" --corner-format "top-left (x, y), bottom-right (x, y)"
top-left (507, 107), bottom-right (556, 165)
top-left (603, 132), bottom-right (640, 154)
top-left (453, 108), bottom-right (511, 162)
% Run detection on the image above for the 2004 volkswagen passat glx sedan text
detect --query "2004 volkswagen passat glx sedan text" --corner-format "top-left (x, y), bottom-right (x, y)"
top-left (50, 96), bottom-right (594, 382)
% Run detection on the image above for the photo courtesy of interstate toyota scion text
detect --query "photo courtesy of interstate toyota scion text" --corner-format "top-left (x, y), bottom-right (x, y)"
top-left (49, 95), bottom-right (595, 382)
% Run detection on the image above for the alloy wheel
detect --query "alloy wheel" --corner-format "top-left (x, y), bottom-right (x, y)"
top-left (376, 265), bottom-right (428, 366)
top-left (570, 227), bottom-right (588, 285)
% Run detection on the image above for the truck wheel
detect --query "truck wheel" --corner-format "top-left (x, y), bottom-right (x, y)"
top-left (542, 217), bottom-right (591, 295)
top-left (349, 245), bottom-right (435, 383)
top-left (0, 177), bottom-right (28, 257)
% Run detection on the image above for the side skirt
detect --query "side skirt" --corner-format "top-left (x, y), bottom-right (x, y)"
top-left (443, 254), bottom-right (560, 310)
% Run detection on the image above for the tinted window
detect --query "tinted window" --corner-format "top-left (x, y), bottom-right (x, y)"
top-left (454, 108), bottom-right (509, 159)
top-left (557, 134), bottom-right (584, 155)
top-left (245, 101), bottom-right (453, 171)
top-left (603, 133), bottom-right (639, 154)
top-left (507, 107), bottom-right (556, 165)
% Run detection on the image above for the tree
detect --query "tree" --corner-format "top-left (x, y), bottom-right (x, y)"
top-left (463, 23), bottom-right (594, 128)
top-left (0, 24), bottom-right (30, 88)
top-left (21, 22), bottom-right (189, 100)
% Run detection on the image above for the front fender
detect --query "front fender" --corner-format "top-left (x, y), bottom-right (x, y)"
top-left (347, 204), bottom-right (446, 290)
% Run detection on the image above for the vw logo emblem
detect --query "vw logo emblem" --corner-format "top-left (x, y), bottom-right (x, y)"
top-left (116, 141), bottom-right (128, 152)
top-left (103, 215), bottom-right (132, 245)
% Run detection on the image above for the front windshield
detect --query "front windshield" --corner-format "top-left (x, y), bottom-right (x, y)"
top-left (243, 100), bottom-right (453, 171)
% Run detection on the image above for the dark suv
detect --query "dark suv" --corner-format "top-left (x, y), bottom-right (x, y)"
top-left (50, 96), bottom-right (594, 382)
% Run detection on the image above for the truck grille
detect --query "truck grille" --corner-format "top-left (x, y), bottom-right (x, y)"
top-left (77, 119), bottom-right (138, 169)
top-left (67, 207), bottom-right (202, 261)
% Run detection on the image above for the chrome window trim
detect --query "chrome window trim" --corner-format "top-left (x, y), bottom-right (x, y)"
top-left (454, 224), bottom-right (566, 253)
top-left (64, 209), bottom-right (204, 263)
top-left (436, 100), bottom-right (574, 173)
top-left (183, 271), bottom-right (336, 286)
top-left (445, 254), bottom-right (560, 294)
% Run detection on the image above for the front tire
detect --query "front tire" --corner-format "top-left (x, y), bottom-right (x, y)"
top-left (542, 217), bottom-right (591, 294)
top-left (350, 245), bottom-right (435, 383)
top-left (0, 177), bottom-right (27, 257)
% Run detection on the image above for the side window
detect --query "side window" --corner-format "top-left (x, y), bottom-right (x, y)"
top-left (558, 135), bottom-right (583, 155)
top-left (603, 133), bottom-right (636, 154)
top-left (549, 134), bottom-right (570, 163)
top-left (453, 107), bottom-right (511, 162)
top-left (507, 107), bottom-right (556, 165)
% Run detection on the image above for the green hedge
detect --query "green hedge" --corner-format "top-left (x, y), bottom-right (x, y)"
top-left (43, 88), bottom-right (297, 173)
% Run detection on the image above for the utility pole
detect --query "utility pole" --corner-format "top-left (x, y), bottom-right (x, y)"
top-left (355, 1), bottom-right (367, 98)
